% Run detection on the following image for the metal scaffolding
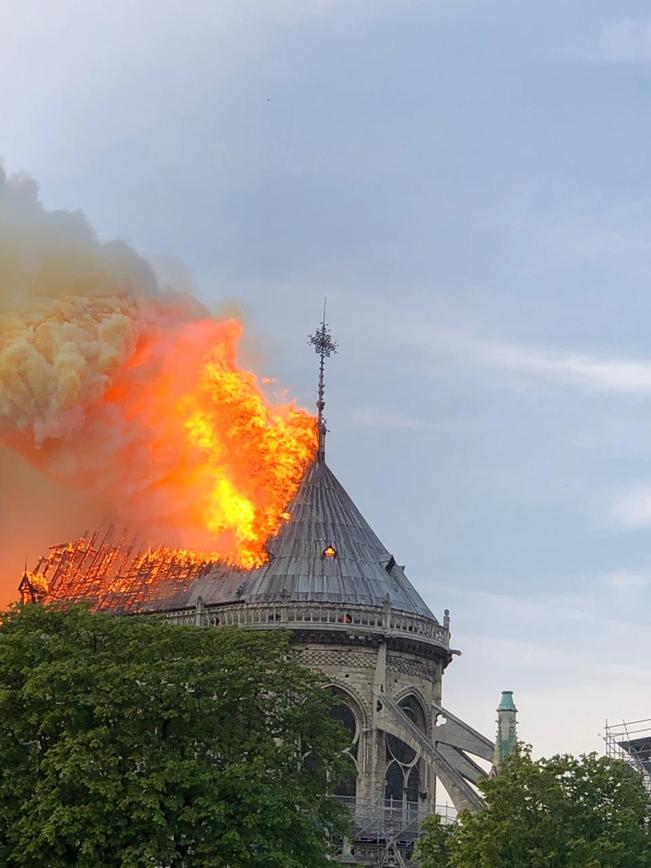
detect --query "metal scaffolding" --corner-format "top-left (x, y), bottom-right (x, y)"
top-left (604, 718), bottom-right (651, 801)
top-left (336, 796), bottom-right (457, 846)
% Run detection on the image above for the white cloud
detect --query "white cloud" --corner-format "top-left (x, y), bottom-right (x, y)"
top-left (582, 16), bottom-right (651, 64)
top-left (352, 406), bottom-right (420, 430)
top-left (350, 405), bottom-right (429, 431)
top-left (383, 315), bottom-right (651, 396)
top-left (477, 340), bottom-right (651, 393)
top-left (611, 485), bottom-right (651, 530)
top-left (602, 569), bottom-right (650, 591)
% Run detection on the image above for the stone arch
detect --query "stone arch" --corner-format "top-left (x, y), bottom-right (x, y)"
top-left (393, 686), bottom-right (431, 734)
top-left (323, 679), bottom-right (369, 731)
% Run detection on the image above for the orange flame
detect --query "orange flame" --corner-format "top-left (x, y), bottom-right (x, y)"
top-left (13, 310), bottom-right (317, 571)
top-left (101, 316), bottom-right (317, 567)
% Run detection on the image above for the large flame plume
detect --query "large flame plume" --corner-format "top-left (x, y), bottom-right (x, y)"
top-left (0, 168), bottom-right (316, 583)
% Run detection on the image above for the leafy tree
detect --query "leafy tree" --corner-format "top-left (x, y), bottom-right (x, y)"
top-left (417, 813), bottom-right (454, 867)
top-left (418, 746), bottom-right (651, 868)
top-left (0, 604), bottom-right (349, 867)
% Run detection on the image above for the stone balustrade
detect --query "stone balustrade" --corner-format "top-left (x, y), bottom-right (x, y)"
top-left (163, 600), bottom-right (450, 650)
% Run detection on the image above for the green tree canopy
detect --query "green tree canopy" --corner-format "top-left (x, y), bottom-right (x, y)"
top-left (418, 746), bottom-right (651, 868)
top-left (0, 604), bottom-right (349, 867)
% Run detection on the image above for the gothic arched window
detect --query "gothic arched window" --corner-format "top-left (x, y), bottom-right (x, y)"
top-left (385, 694), bottom-right (427, 807)
top-left (398, 694), bottom-right (428, 733)
top-left (328, 688), bottom-right (361, 799)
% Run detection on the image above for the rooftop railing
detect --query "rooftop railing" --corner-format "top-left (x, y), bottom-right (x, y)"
top-left (163, 600), bottom-right (450, 650)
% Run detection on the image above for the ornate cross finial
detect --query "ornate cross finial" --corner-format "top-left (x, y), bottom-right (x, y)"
top-left (308, 300), bottom-right (337, 462)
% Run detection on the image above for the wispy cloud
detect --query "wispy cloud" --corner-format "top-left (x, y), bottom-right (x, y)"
top-left (351, 407), bottom-right (420, 430)
top-left (602, 569), bottom-right (651, 591)
top-left (576, 16), bottom-right (651, 64)
top-left (475, 340), bottom-right (651, 394)
top-left (437, 585), bottom-right (650, 636)
top-left (611, 485), bottom-right (651, 530)
top-left (350, 405), bottom-right (432, 431)
top-left (384, 316), bottom-right (651, 396)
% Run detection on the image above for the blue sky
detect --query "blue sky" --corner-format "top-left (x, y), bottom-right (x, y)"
top-left (2, 0), bottom-right (651, 756)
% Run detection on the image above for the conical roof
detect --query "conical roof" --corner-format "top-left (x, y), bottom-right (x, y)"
top-left (497, 691), bottom-right (517, 712)
top-left (29, 312), bottom-right (439, 622)
top-left (159, 458), bottom-right (437, 621)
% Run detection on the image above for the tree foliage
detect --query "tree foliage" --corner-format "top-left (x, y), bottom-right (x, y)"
top-left (0, 604), bottom-right (349, 867)
top-left (418, 746), bottom-right (651, 868)
top-left (417, 813), bottom-right (454, 867)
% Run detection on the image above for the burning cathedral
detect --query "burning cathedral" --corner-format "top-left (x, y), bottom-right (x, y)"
top-left (19, 317), bottom-right (513, 867)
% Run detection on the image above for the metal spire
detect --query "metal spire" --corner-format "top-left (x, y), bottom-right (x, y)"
top-left (308, 300), bottom-right (337, 462)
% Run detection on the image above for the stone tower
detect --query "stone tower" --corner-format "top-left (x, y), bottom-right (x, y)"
top-left (162, 445), bottom-right (495, 865)
top-left (20, 316), bottom-right (497, 866)
top-left (163, 317), bottom-right (496, 865)
top-left (494, 690), bottom-right (518, 771)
